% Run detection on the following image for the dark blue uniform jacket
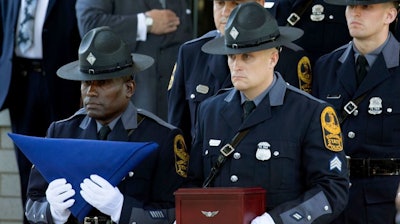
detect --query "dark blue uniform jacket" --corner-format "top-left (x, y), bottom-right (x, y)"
top-left (25, 103), bottom-right (189, 224)
top-left (312, 34), bottom-right (400, 223)
top-left (189, 73), bottom-right (349, 224)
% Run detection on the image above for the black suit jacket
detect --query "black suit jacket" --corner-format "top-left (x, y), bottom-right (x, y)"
top-left (0, 0), bottom-right (81, 119)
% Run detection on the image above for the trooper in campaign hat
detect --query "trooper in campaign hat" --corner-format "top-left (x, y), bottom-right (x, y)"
top-left (312, 0), bottom-right (400, 223)
top-left (25, 26), bottom-right (189, 224)
top-left (57, 26), bottom-right (154, 81)
top-left (188, 2), bottom-right (349, 224)
top-left (201, 2), bottom-right (303, 55)
top-left (167, 0), bottom-right (312, 159)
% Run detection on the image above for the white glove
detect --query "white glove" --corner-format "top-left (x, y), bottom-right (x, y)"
top-left (46, 178), bottom-right (75, 224)
top-left (251, 212), bottom-right (275, 224)
top-left (80, 174), bottom-right (124, 222)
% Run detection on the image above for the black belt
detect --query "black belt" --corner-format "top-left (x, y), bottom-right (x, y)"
top-left (83, 216), bottom-right (113, 224)
top-left (349, 158), bottom-right (400, 177)
top-left (14, 57), bottom-right (43, 73)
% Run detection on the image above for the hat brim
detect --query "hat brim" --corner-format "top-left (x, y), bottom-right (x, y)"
top-left (324, 0), bottom-right (395, 5)
top-left (57, 53), bottom-right (154, 81)
top-left (201, 27), bottom-right (303, 55)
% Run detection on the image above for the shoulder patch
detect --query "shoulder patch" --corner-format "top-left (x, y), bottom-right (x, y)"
top-left (321, 106), bottom-right (343, 152)
top-left (168, 63), bottom-right (177, 91)
top-left (174, 134), bottom-right (189, 177)
top-left (297, 56), bottom-right (312, 93)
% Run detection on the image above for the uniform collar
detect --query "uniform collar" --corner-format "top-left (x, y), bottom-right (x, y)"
top-left (339, 33), bottom-right (400, 69)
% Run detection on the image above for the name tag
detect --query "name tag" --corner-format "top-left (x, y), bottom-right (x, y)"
top-left (209, 139), bottom-right (221, 147)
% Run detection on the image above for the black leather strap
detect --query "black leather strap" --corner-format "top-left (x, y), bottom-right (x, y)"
top-left (202, 129), bottom-right (250, 188)
top-left (339, 92), bottom-right (368, 124)
top-left (286, 0), bottom-right (314, 26)
top-left (349, 158), bottom-right (400, 177)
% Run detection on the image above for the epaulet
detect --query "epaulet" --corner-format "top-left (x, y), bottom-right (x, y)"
top-left (286, 84), bottom-right (326, 104)
top-left (216, 87), bottom-right (234, 95)
top-left (54, 108), bottom-right (87, 124)
top-left (185, 30), bottom-right (219, 45)
top-left (331, 42), bottom-right (350, 53)
top-left (137, 108), bottom-right (176, 130)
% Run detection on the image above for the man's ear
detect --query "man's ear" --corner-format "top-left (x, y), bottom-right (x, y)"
top-left (386, 6), bottom-right (398, 25)
top-left (269, 49), bottom-right (279, 68)
top-left (126, 80), bottom-right (135, 98)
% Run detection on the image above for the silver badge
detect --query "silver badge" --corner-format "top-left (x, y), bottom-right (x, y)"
top-left (368, 97), bottom-right (382, 115)
top-left (256, 142), bottom-right (271, 161)
top-left (196, 84), bottom-right (209, 94)
top-left (230, 27), bottom-right (239, 40)
top-left (86, 52), bottom-right (96, 65)
top-left (310, 4), bottom-right (325, 22)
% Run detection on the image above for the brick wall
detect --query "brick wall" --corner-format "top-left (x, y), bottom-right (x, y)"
top-left (0, 109), bottom-right (23, 224)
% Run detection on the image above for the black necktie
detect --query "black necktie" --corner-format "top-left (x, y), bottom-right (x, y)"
top-left (98, 125), bottom-right (111, 140)
top-left (243, 100), bottom-right (256, 120)
top-left (356, 55), bottom-right (368, 86)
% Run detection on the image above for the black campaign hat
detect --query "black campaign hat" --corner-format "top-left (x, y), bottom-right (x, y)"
top-left (201, 2), bottom-right (303, 55)
top-left (57, 26), bottom-right (154, 81)
top-left (324, 0), bottom-right (398, 5)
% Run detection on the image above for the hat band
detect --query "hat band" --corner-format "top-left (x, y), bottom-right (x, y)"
top-left (227, 34), bottom-right (280, 49)
top-left (80, 62), bottom-right (133, 75)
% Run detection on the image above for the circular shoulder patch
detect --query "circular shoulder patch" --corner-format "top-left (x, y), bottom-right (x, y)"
top-left (320, 106), bottom-right (343, 152)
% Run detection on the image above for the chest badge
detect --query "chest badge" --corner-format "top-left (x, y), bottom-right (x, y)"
top-left (196, 84), bottom-right (209, 94)
top-left (368, 97), bottom-right (382, 115)
top-left (256, 142), bottom-right (271, 161)
top-left (310, 4), bottom-right (325, 22)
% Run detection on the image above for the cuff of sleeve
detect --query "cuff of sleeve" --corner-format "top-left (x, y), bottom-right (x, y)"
top-left (137, 13), bottom-right (147, 41)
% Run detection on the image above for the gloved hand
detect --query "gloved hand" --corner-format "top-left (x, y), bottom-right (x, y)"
top-left (80, 174), bottom-right (124, 222)
top-left (251, 212), bottom-right (275, 224)
top-left (46, 178), bottom-right (75, 224)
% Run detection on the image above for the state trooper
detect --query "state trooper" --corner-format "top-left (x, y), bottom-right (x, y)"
top-left (265, 0), bottom-right (352, 66)
top-left (168, 0), bottom-right (312, 150)
top-left (187, 2), bottom-right (349, 223)
top-left (312, 0), bottom-right (400, 223)
top-left (25, 26), bottom-right (189, 224)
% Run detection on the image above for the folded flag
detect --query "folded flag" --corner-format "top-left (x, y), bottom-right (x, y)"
top-left (8, 133), bottom-right (159, 221)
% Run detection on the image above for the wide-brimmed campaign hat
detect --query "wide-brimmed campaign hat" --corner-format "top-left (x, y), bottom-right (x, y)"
top-left (324, 0), bottom-right (398, 5)
top-left (202, 2), bottom-right (303, 55)
top-left (57, 26), bottom-right (154, 81)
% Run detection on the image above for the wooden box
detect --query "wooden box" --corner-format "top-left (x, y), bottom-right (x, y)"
top-left (175, 187), bottom-right (266, 224)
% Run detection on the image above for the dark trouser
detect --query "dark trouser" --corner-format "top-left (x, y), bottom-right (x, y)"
top-left (8, 58), bottom-right (53, 224)
top-left (331, 176), bottom-right (398, 224)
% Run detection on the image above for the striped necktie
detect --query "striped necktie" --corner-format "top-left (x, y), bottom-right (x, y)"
top-left (17, 0), bottom-right (38, 53)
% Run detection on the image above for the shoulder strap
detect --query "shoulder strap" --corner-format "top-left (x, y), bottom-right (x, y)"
top-left (202, 129), bottom-right (250, 188)
top-left (286, 0), bottom-right (314, 26)
top-left (339, 92), bottom-right (368, 124)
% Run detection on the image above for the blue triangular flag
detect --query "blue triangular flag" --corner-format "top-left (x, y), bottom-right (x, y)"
top-left (8, 133), bottom-right (158, 221)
